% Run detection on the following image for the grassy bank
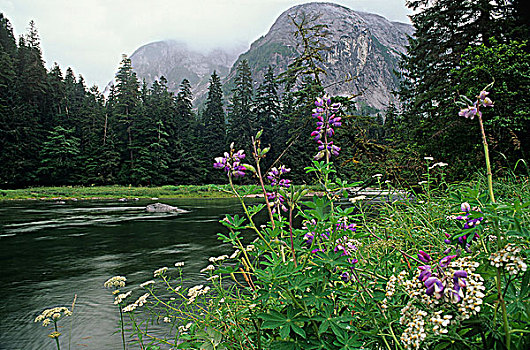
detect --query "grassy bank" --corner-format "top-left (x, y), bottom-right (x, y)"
top-left (0, 184), bottom-right (267, 200)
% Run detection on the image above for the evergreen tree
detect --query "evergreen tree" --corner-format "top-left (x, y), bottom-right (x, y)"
top-left (255, 66), bottom-right (281, 152)
top-left (114, 54), bottom-right (140, 182)
top-left (227, 60), bottom-right (256, 153)
top-left (38, 126), bottom-right (80, 184)
top-left (172, 78), bottom-right (198, 183)
top-left (202, 71), bottom-right (226, 183)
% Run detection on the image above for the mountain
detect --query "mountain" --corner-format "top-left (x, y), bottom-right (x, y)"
top-left (106, 2), bottom-right (413, 111)
top-left (227, 2), bottom-right (414, 111)
top-left (103, 40), bottom-right (243, 101)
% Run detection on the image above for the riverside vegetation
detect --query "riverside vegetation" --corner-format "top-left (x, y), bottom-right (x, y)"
top-left (11, 0), bottom-right (528, 348)
top-left (34, 92), bottom-right (529, 349)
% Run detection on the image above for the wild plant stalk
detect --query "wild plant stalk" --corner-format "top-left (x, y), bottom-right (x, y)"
top-left (68, 294), bottom-right (77, 350)
top-left (459, 86), bottom-right (511, 348)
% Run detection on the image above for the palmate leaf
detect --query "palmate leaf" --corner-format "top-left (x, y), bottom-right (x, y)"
top-left (259, 307), bottom-right (308, 339)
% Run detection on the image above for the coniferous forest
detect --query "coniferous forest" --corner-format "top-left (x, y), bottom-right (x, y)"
top-left (0, 0), bottom-right (529, 189)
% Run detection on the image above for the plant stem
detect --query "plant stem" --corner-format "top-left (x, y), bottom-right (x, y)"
top-left (119, 306), bottom-right (126, 350)
top-left (252, 139), bottom-right (275, 229)
top-left (289, 205), bottom-right (297, 266)
top-left (477, 114), bottom-right (495, 203)
top-left (496, 267), bottom-right (511, 349)
top-left (54, 322), bottom-right (61, 350)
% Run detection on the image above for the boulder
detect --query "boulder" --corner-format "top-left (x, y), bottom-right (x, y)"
top-left (146, 203), bottom-right (188, 213)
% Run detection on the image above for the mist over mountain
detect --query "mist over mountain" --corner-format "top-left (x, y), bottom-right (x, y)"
top-left (103, 41), bottom-right (244, 100)
top-left (109, 2), bottom-right (413, 111)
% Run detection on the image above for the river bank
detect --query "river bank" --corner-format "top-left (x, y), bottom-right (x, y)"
top-left (0, 184), bottom-right (264, 201)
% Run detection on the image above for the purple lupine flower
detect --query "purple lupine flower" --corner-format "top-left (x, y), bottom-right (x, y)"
top-left (424, 277), bottom-right (444, 299)
top-left (303, 232), bottom-right (315, 246)
top-left (439, 254), bottom-right (457, 267)
top-left (418, 265), bottom-right (432, 282)
top-left (213, 147), bottom-right (248, 178)
top-left (418, 250), bottom-right (432, 263)
top-left (461, 202), bottom-right (471, 212)
top-left (311, 94), bottom-right (342, 159)
top-left (453, 270), bottom-right (468, 279)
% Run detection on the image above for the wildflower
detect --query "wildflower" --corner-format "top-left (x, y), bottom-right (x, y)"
top-left (114, 291), bottom-right (132, 305)
top-left (104, 276), bottom-right (126, 289)
top-left (200, 265), bottom-right (215, 273)
top-left (154, 267), bottom-right (168, 277)
top-left (174, 262), bottom-right (185, 267)
top-left (213, 145), bottom-right (248, 178)
top-left (35, 307), bottom-right (72, 326)
top-left (140, 280), bottom-right (155, 288)
top-left (209, 255), bottom-right (229, 263)
top-left (311, 94), bottom-right (342, 159)
top-left (163, 317), bottom-right (171, 323)
top-left (123, 293), bottom-right (149, 313)
top-left (267, 166), bottom-right (291, 187)
top-left (417, 250), bottom-right (432, 263)
top-left (489, 243), bottom-right (527, 275)
top-left (424, 156), bottom-right (434, 161)
top-left (372, 173), bottom-right (383, 178)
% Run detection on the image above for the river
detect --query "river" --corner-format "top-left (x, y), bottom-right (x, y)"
top-left (0, 198), bottom-right (253, 349)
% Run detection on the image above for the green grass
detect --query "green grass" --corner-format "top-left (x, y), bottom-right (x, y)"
top-left (0, 184), bottom-right (267, 201)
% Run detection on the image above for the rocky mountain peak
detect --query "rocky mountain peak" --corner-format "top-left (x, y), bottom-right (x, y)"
top-left (229, 1), bottom-right (413, 110)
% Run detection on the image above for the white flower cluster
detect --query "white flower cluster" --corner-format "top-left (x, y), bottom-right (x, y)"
top-left (123, 293), bottom-right (149, 313)
top-left (209, 255), bottom-right (229, 263)
top-left (178, 322), bottom-right (193, 334)
top-left (174, 261), bottom-right (185, 267)
top-left (187, 284), bottom-right (210, 304)
top-left (489, 243), bottom-right (527, 275)
top-left (381, 275), bottom-right (398, 310)
top-left (230, 249), bottom-right (240, 259)
top-left (35, 307), bottom-right (72, 327)
top-left (114, 291), bottom-right (132, 305)
top-left (153, 267), bottom-right (168, 277)
top-left (104, 276), bottom-right (126, 288)
top-left (140, 280), bottom-right (155, 288)
top-left (429, 311), bottom-right (452, 335)
top-left (400, 302), bottom-right (427, 349)
top-left (200, 265), bottom-right (215, 273)
top-left (390, 257), bottom-right (485, 348)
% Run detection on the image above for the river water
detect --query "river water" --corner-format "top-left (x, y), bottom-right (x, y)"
top-left (0, 198), bottom-right (252, 349)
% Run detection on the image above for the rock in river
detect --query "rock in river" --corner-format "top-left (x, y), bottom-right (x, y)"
top-left (145, 203), bottom-right (188, 213)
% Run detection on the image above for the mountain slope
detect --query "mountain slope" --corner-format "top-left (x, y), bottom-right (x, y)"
top-left (227, 2), bottom-right (414, 110)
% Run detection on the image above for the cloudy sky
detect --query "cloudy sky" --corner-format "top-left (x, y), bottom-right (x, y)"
top-left (0, 0), bottom-right (412, 89)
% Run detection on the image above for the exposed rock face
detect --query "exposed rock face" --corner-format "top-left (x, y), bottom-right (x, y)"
top-left (228, 2), bottom-right (414, 110)
top-left (145, 203), bottom-right (188, 213)
top-left (106, 2), bottom-right (413, 111)
top-left (104, 41), bottom-right (243, 102)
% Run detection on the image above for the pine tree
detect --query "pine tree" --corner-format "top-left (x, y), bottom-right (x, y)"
top-left (202, 71), bottom-right (226, 183)
top-left (227, 60), bottom-right (256, 152)
top-left (255, 66), bottom-right (281, 151)
top-left (114, 54), bottom-right (140, 182)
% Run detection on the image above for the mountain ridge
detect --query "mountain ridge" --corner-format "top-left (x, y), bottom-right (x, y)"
top-left (105, 2), bottom-right (413, 111)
